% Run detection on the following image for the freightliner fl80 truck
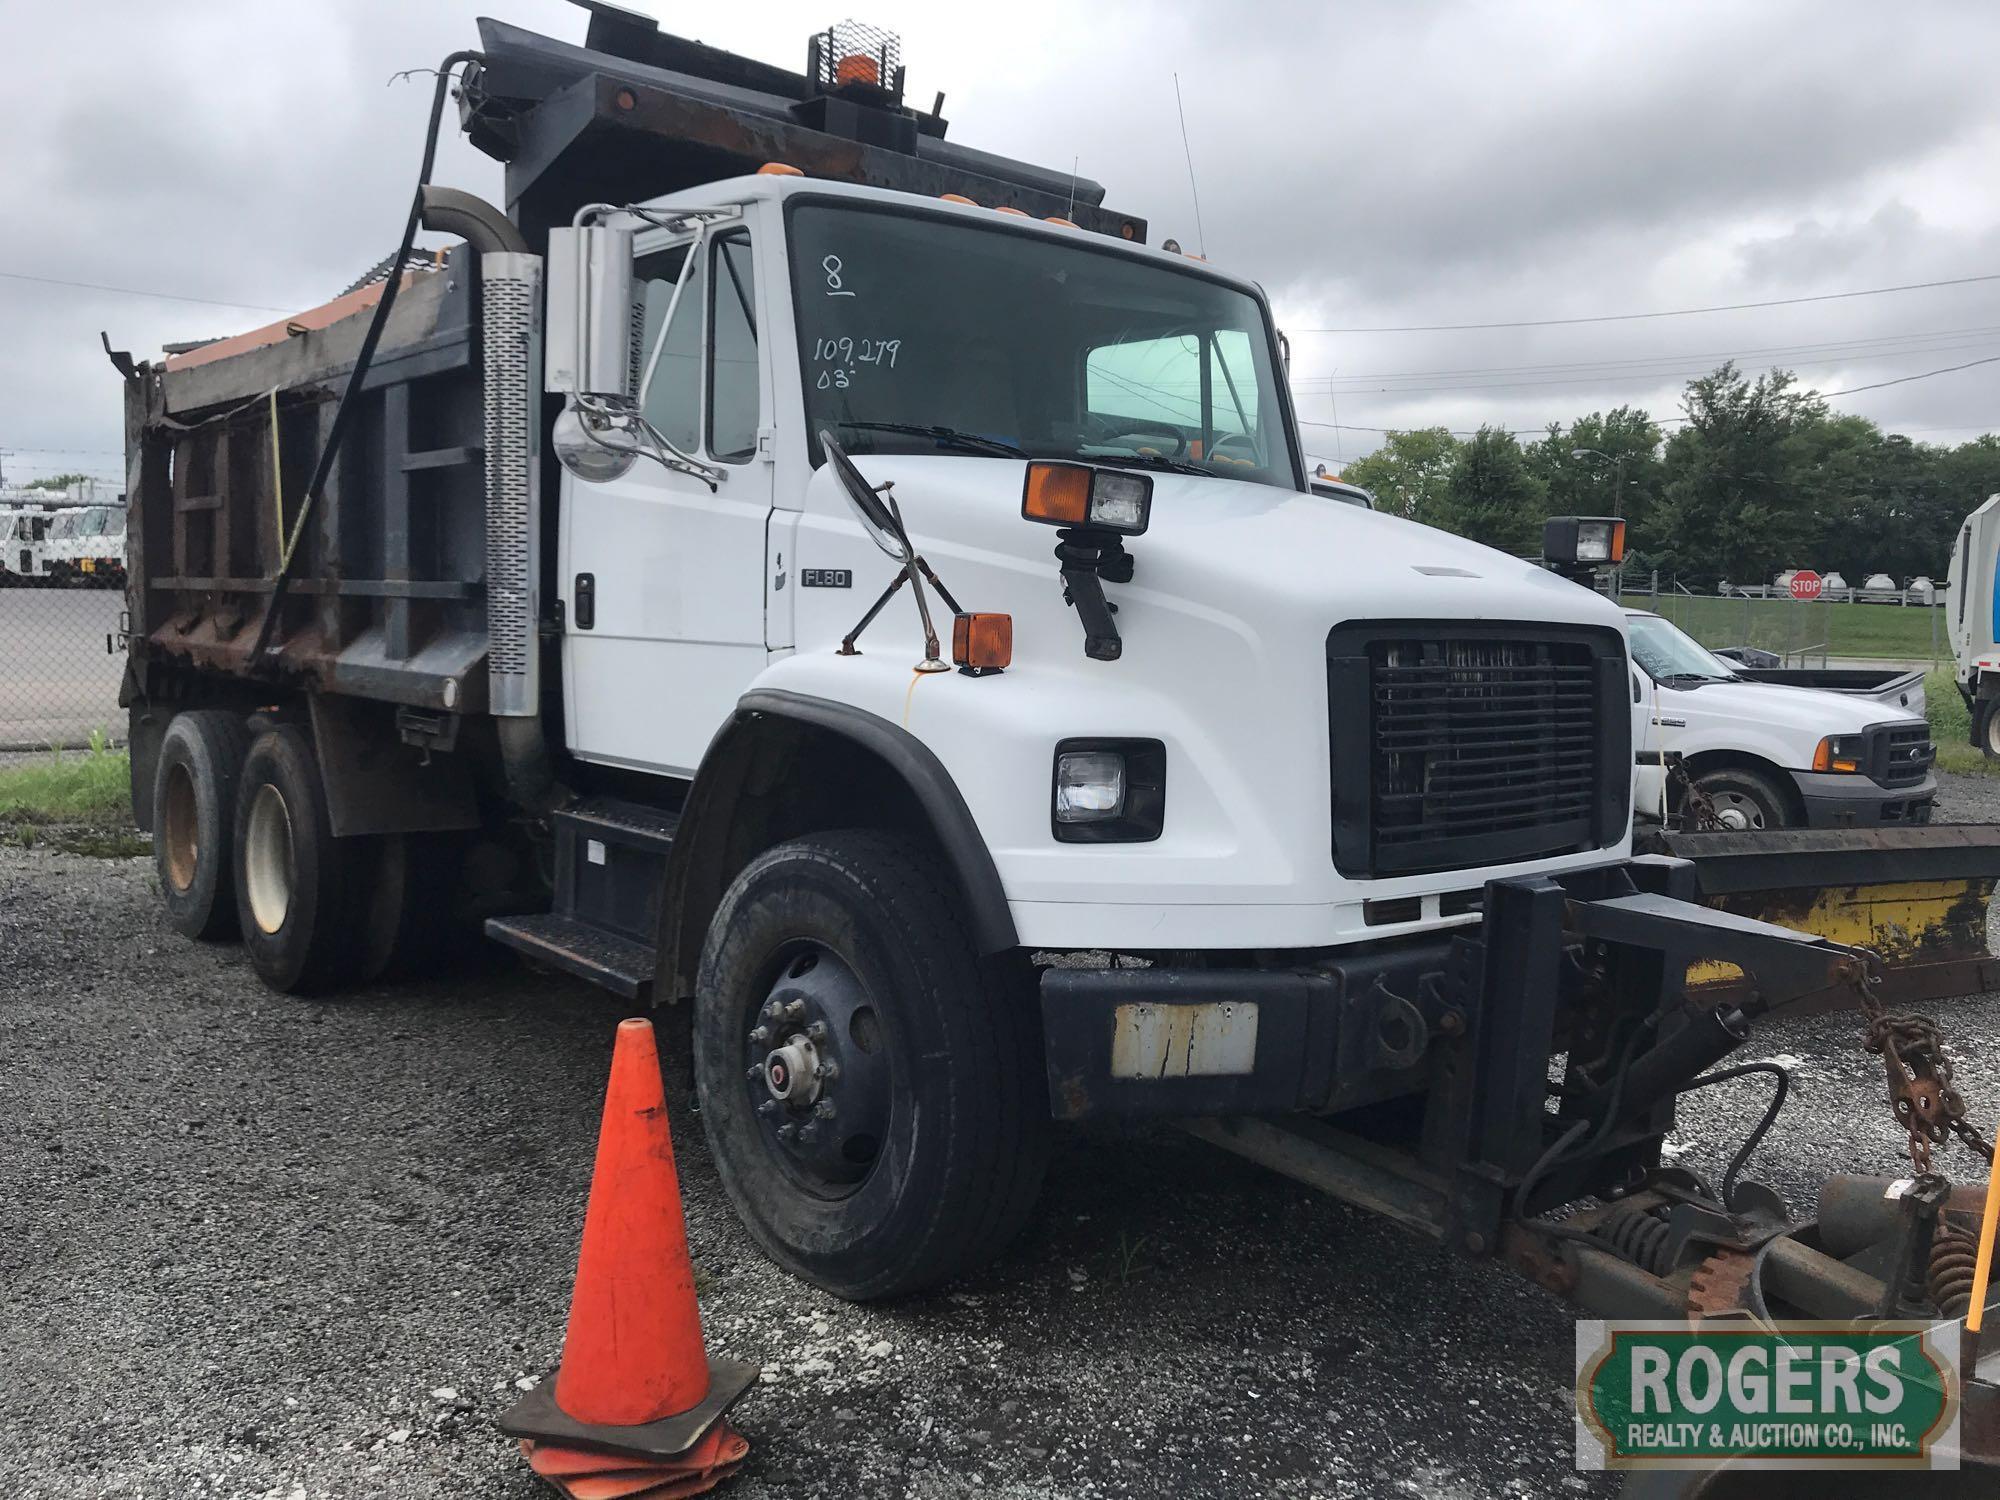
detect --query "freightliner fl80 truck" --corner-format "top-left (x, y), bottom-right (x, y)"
top-left (113, 10), bottom-right (2000, 1445)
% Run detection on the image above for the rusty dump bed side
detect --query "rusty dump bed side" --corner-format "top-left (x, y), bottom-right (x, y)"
top-left (120, 253), bottom-right (492, 714)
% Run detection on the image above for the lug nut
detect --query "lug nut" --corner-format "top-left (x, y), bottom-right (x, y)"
top-left (784, 998), bottom-right (807, 1020)
top-left (798, 1121), bottom-right (820, 1142)
top-left (777, 1122), bottom-right (799, 1142)
top-left (763, 999), bottom-right (784, 1020)
top-left (815, 1060), bottom-right (840, 1082)
top-left (806, 1020), bottom-right (829, 1042)
top-left (746, 1065), bottom-right (762, 1082)
top-left (749, 1024), bottom-right (771, 1044)
top-left (814, 1099), bottom-right (836, 1120)
top-left (757, 1099), bottom-right (777, 1117)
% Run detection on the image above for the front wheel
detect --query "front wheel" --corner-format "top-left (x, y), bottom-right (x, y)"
top-left (692, 830), bottom-right (1048, 1301)
top-left (1694, 766), bottom-right (1793, 831)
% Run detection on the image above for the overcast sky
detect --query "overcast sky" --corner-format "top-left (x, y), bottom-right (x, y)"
top-left (5, 0), bottom-right (1999, 488)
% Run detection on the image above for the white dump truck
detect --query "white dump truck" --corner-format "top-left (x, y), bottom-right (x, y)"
top-left (111, 10), bottom-right (2000, 1420)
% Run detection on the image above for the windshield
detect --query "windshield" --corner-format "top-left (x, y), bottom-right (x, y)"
top-left (787, 202), bottom-right (1299, 487)
top-left (1628, 615), bottom-right (1740, 682)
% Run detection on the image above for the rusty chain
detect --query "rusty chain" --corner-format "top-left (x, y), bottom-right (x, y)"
top-left (1841, 957), bottom-right (1995, 1175)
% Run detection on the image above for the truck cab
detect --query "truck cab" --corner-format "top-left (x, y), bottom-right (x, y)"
top-left (551, 171), bottom-right (1633, 951)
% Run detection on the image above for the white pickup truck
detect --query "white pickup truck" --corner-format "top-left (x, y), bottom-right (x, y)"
top-left (1627, 609), bottom-right (1936, 830)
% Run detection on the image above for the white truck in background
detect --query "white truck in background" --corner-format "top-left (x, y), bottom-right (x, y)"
top-left (1627, 609), bottom-right (1936, 831)
top-left (1948, 492), bottom-right (2000, 758)
top-left (44, 503), bottom-right (128, 588)
top-left (0, 500), bottom-right (53, 585)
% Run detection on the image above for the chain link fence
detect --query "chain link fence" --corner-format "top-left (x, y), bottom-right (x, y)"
top-left (0, 587), bottom-right (125, 751)
top-left (1617, 578), bottom-right (1951, 668)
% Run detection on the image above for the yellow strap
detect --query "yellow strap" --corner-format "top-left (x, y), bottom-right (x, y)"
top-left (1970, 1109), bottom-right (2000, 1333)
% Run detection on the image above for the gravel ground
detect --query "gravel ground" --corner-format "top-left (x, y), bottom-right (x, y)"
top-left (3, 775), bottom-right (1998, 1499)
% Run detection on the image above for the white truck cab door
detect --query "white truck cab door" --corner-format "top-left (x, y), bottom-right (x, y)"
top-left (560, 224), bottom-right (774, 775)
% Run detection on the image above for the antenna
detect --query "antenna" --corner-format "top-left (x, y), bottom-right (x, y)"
top-left (1172, 73), bottom-right (1207, 259)
top-left (1067, 155), bottom-right (1079, 220)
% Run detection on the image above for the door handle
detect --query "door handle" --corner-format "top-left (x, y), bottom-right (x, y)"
top-left (574, 573), bottom-right (596, 630)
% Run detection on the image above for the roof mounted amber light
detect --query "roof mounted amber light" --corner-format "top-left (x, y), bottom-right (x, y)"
top-left (758, 161), bottom-right (803, 176)
top-left (994, 205), bottom-right (1030, 217)
top-left (939, 192), bottom-right (978, 205)
top-left (1022, 463), bottom-right (1151, 535)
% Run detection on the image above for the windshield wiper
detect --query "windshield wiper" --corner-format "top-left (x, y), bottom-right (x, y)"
top-left (1662, 671), bottom-right (1732, 685)
top-left (1090, 450), bottom-right (1207, 477)
top-left (837, 421), bottom-right (1027, 458)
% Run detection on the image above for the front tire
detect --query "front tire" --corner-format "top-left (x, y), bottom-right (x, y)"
top-left (232, 726), bottom-right (359, 994)
top-left (1694, 766), bottom-right (1793, 831)
top-left (692, 830), bottom-right (1048, 1301)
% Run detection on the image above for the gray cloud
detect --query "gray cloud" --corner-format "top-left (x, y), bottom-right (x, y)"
top-left (3, 0), bottom-right (1996, 483)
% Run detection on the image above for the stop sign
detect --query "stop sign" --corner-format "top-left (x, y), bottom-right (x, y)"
top-left (1789, 570), bottom-right (1824, 601)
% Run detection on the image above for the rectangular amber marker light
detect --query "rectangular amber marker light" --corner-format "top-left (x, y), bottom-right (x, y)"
top-left (1022, 463), bottom-right (1091, 525)
top-left (952, 612), bottom-right (1013, 670)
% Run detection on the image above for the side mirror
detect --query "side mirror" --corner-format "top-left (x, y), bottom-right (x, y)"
top-left (821, 430), bottom-right (913, 561)
top-left (545, 224), bottom-right (637, 400)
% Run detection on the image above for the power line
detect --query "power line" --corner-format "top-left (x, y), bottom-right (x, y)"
top-left (1288, 324), bottom-right (2000, 388)
top-left (1818, 354), bottom-right (2000, 397)
top-left (1292, 271), bottom-right (2000, 335)
top-left (1303, 350), bottom-right (2000, 441)
top-left (0, 268), bottom-right (294, 314)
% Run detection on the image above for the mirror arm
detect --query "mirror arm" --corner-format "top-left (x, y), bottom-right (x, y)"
top-left (838, 566), bottom-right (912, 656)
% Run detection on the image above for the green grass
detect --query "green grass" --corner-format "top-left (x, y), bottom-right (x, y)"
top-left (0, 730), bottom-right (134, 825)
top-left (1925, 668), bottom-right (1991, 776)
top-left (1620, 593), bottom-right (1947, 661)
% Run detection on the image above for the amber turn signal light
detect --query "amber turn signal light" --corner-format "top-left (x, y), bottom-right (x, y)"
top-left (1022, 463), bottom-right (1092, 526)
top-left (952, 612), bottom-right (1013, 673)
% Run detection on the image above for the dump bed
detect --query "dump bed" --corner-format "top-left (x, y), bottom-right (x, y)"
top-left (119, 255), bottom-right (501, 714)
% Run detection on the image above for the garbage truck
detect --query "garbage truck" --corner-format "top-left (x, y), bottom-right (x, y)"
top-left (113, 7), bottom-right (2000, 1451)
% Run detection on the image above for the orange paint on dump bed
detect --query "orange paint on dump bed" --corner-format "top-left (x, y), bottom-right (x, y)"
top-left (162, 268), bottom-right (433, 373)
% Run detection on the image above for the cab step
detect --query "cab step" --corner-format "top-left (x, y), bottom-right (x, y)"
top-left (483, 795), bottom-right (681, 1000)
top-left (484, 912), bottom-right (656, 1000)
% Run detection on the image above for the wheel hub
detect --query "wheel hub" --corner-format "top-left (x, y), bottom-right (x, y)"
top-left (743, 944), bottom-right (890, 1190)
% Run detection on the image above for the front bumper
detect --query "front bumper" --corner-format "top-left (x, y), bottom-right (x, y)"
top-left (1788, 769), bottom-right (1936, 828)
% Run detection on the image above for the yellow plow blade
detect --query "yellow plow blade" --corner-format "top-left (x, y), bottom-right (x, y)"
top-left (1658, 825), bottom-right (2000, 1014)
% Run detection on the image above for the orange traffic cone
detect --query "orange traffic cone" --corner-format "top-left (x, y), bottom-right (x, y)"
top-left (500, 1018), bottom-right (757, 1498)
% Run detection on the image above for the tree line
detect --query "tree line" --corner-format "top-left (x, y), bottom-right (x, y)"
top-left (1335, 362), bottom-right (2000, 588)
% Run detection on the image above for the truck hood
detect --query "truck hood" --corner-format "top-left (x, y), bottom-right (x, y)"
top-left (1652, 675), bottom-right (1918, 736)
top-left (823, 456), bottom-right (1625, 636)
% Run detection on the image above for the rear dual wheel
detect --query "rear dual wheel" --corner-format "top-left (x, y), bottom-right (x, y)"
top-left (233, 726), bottom-right (361, 994)
top-left (153, 710), bottom-right (253, 939)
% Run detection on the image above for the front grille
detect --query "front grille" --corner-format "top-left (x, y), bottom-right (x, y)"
top-left (1877, 723), bottom-right (1934, 788)
top-left (1328, 623), bottom-right (1628, 878)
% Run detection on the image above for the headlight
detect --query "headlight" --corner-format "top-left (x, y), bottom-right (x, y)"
top-left (1812, 734), bottom-right (1867, 774)
top-left (1052, 740), bottom-right (1166, 842)
top-left (1022, 463), bottom-right (1153, 535)
top-left (1542, 515), bottom-right (1626, 566)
